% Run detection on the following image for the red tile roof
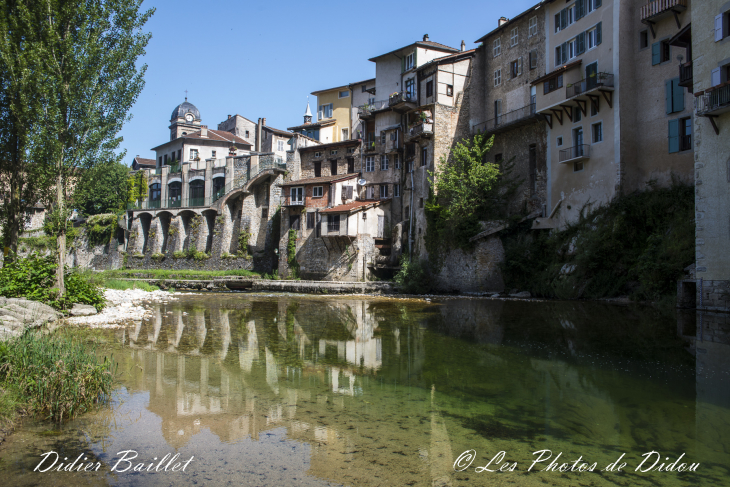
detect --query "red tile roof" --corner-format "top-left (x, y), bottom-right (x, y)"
top-left (320, 199), bottom-right (387, 213)
top-left (133, 156), bottom-right (156, 167)
top-left (183, 129), bottom-right (252, 145)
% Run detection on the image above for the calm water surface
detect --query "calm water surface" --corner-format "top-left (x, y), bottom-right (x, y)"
top-left (0, 293), bottom-right (728, 487)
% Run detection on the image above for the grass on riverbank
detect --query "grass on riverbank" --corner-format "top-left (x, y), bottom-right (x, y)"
top-left (99, 268), bottom-right (260, 280)
top-left (0, 332), bottom-right (115, 423)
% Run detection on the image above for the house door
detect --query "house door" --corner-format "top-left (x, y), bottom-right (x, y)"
top-left (586, 62), bottom-right (598, 90)
top-left (573, 127), bottom-right (584, 157)
top-left (377, 215), bottom-right (384, 238)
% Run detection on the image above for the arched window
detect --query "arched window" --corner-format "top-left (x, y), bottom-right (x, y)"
top-left (189, 180), bottom-right (205, 206)
top-left (149, 183), bottom-right (161, 209)
top-left (212, 177), bottom-right (226, 201)
top-left (168, 181), bottom-right (182, 208)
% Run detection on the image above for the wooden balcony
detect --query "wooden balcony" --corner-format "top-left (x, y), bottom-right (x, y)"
top-left (282, 195), bottom-right (305, 207)
top-left (640, 0), bottom-right (687, 27)
top-left (472, 100), bottom-right (538, 136)
top-left (678, 62), bottom-right (693, 88)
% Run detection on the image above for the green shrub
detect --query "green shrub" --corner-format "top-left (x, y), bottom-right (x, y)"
top-left (394, 256), bottom-right (431, 294)
top-left (85, 213), bottom-right (117, 246)
top-left (150, 252), bottom-right (165, 261)
top-left (0, 254), bottom-right (105, 311)
top-left (0, 332), bottom-right (115, 422)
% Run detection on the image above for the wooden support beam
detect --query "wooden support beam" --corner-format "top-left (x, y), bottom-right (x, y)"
top-left (672, 9), bottom-right (681, 29)
top-left (648, 21), bottom-right (656, 39)
top-left (561, 104), bottom-right (573, 122)
top-left (544, 113), bottom-right (553, 129)
top-left (587, 94), bottom-right (600, 114)
top-left (576, 99), bottom-right (587, 116)
top-left (551, 108), bottom-right (564, 126)
top-left (707, 115), bottom-right (720, 135)
top-left (600, 90), bottom-right (613, 108)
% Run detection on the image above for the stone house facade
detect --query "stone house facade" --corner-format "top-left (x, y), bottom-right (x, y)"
top-left (349, 78), bottom-right (376, 141)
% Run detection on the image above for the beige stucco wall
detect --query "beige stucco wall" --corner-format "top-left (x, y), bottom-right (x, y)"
top-left (315, 88), bottom-right (351, 143)
top-left (693, 0), bottom-right (730, 282)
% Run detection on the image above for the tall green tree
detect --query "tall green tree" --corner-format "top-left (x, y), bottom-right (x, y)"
top-left (32, 0), bottom-right (153, 293)
top-left (0, 1), bottom-right (52, 254)
top-left (73, 161), bottom-right (129, 216)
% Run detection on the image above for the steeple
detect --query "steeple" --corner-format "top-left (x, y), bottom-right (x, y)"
top-left (303, 97), bottom-right (312, 124)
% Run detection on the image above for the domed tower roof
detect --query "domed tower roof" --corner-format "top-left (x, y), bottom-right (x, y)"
top-left (170, 100), bottom-right (200, 121)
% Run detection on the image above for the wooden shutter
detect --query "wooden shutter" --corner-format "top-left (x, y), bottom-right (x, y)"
top-left (561, 9), bottom-right (567, 30)
top-left (712, 67), bottom-right (722, 86)
top-left (716, 14), bottom-right (724, 42)
top-left (651, 42), bottom-right (661, 65)
top-left (518, 57), bottom-right (523, 75)
top-left (668, 119), bottom-right (679, 153)
top-left (672, 78), bottom-right (684, 112)
top-left (561, 42), bottom-right (568, 64)
top-left (665, 79), bottom-right (673, 114)
top-left (577, 32), bottom-right (586, 54)
top-left (576, 0), bottom-right (585, 20)
top-left (596, 22), bottom-right (602, 45)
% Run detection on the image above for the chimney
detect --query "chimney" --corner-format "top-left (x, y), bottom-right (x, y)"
top-left (423, 34), bottom-right (429, 42)
top-left (256, 118), bottom-right (263, 152)
top-left (262, 117), bottom-right (267, 127)
top-left (227, 114), bottom-right (231, 119)
top-left (461, 40), bottom-right (466, 51)
top-left (200, 125), bottom-right (208, 138)
top-left (498, 17), bottom-right (509, 26)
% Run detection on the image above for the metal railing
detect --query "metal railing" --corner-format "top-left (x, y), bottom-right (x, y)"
top-left (696, 84), bottom-right (730, 116)
top-left (358, 100), bottom-right (389, 117)
top-left (559, 144), bottom-right (590, 163)
top-left (639, 0), bottom-right (687, 21)
top-left (679, 62), bottom-right (693, 87)
top-left (679, 134), bottom-right (692, 152)
top-left (407, 122), bottom-right (433, 140)
top-left (389, 92), bottom-right (415, 106)
top-left (282, 195), bottom-right (305, 206)
top-left (472, 101), bottom-right (537, 135)
top-left (567, 73), bottom-right (614, 98)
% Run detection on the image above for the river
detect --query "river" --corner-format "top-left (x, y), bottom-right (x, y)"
top-left (0, 293), bottom-right (728, 486)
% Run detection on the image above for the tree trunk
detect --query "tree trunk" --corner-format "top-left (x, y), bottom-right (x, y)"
top-left (55, 170), bottom-right (66, 295)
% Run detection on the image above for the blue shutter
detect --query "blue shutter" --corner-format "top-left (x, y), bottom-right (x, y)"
top-left (665, 79), bottom-right (673, 114)
top-left (668, 119), bottom-right (679, 153)
top-left (561, 9), bottom-right (567, 30)
top-left (577, 32), bottom-right (586, 54)
top-left (672, 78), bottom-right (684, 112)
top-left (596, 22), bottom-right (602, 45)
top-left (595, 0), bottom-right (601, 7)
top-left (562, 42), bottom-right (568, 64)
top-left (576, 0), bottom-right (585, 20)
top-left (651, 42), bottom-right (660, 65)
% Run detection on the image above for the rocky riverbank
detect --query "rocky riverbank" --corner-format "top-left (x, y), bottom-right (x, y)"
top-left (64, 288), bottom-right (179, 327)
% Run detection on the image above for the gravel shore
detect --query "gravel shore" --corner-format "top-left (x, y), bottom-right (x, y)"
top-left (65, 288), bottom-right (179, 328)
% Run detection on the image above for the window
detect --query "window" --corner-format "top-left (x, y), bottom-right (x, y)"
top-left (331, 149), bottom-right (338, 155)
top-left (277, 141), bottom-right (284, 151)
top-left (715, 11), bottom-right (730, 42)
top-left (421, 147), bottom-right (428, 167)
top-left (327, 214), bottom-right (340, 232)
top-left (639, 30), bottom-right (649, 49)
top-left (446, 84), bottom-right (453, 96)
top-left (189, 149), bottom-right (198, 160)
top-left (262, 208), bottom-right (268, 219)
top-left (665, 77), bottom-right (685, 114)
top-left (290, 187), bottom-right (303, 204)
top-left (679, 117), bottom-right (692, 151)
top-left (347, 157), bottom-right (355, 173)
top-left (318, 103), bottom-right (333, 119)
top-left (543, 74), bottom-right (564, 94)
top-left (212, 150), bottom-right (217, 158)
top-left (587, 0), bottom-right (600, 13)
top-left (394, 184), bottom-right (401, 197)
top-left (290, 214), bottom-right (300, 230)
top-left (494, 69), bottom-right (502, 86)
top-left (405, 78), bottom-right (415, 98)
top-left (365, 156), bottom-right (375, 172)
top-left (555, 45), bottom-right (565, 66)
top-left (573, 106), bottom-right (582, 122)
top-left (164, 154), bottom-right (168, 164)
top-left (367, 186), bottom-right (375, 199)
top-left (307, 212), bottom-right (315, 229)
top-left (510, 58), bottom-right (523, 78)
top-left (592, 122), bottom-right (603, 143)
top-left (346, 147), bottom-right (355, 153)
top-left (426, 80), bottom-right (433, 97)
top-left (493, 38), bottom-right (501, 57)
top-left (330, 160), bottom-right (337, 175)
top-left (342, 128), bottom-right (349, 140)
top-left (652, 40), bottom-right (671, 65)
top-left (245, 130), bottom-right (250, 138)
top-left (380, 185), bottom-right (388, 198)
top-left (381, 155), bottom-right (389, 170)
top-left (313, 186), bottom-right (323, 197)
top-left (510, 27), bottom-right (518, 46)
top-left (362, 85), bottom-right (367, 92)
top-left (557, 136), bottom-right (563, 147)
top-left (567, 3), bottom-right (575, 26)
top-left (380, 132), bottom-right (386, 144)
top-left (394, 153), bottom-right (401, 169)
top-left (529, 16), bottom-right (538, 37)
top-left (555, 13), bottom-right (561, 33)
top-left (529, 50), bottom-right (537, 69)
top-left (587, 27), bottom-right (598, 50)
top-left (405, 51), bottom-right (415, 71)
top-left (314, 161), bottom-right (321, 177)
top-left (495, 99), bottom-right (502, 124)
top-left (568, 38), bottom-right (578, 60)
top-left (339, 90), bottom-right (349, 98)
top-left (314, 151), bottom-right (321, 157)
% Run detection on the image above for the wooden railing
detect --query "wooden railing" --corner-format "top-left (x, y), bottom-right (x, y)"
top-left (639, 0), bottom-right (687, 21)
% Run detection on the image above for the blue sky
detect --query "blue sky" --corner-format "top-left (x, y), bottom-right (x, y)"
top-left (119, 0), bottom-right (541, 164)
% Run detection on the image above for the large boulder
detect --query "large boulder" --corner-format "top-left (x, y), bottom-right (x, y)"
top-left (0, 297), bottom-right (62, 341)
top-left (69, 303), bottom-right (98, 316)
